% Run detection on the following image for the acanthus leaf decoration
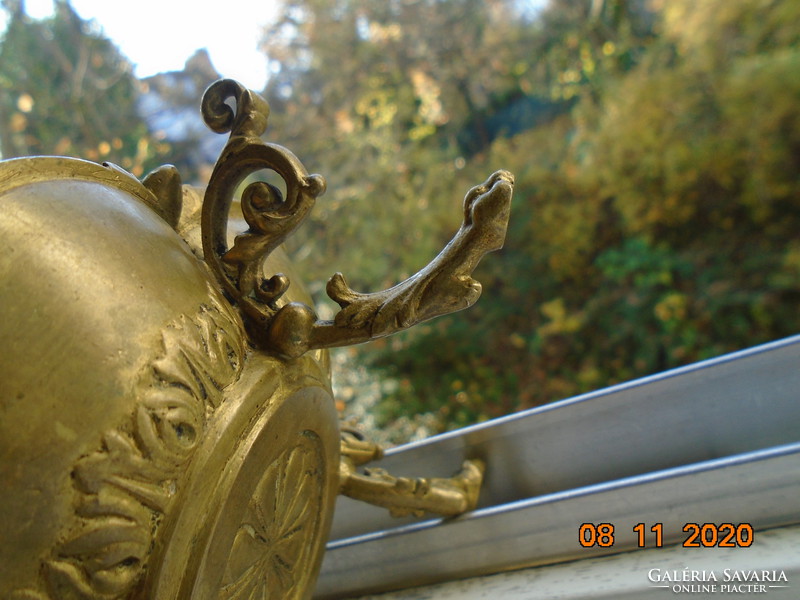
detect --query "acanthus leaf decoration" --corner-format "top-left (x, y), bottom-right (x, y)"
top-left (200, 79), bottom-right (513, 359)
top-left (15, 291), bottom-right (247, 600)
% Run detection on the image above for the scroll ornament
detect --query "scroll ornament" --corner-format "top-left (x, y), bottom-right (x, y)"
top-left (1, 77), bottom-right (513, 600)
top-left (198, 79), bottom-right (514, 359)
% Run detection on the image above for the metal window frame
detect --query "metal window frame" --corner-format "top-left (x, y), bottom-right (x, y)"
top-left (315, 335), bottom-right (800, 598)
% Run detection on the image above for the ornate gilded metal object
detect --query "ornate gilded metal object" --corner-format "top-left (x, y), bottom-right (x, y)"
top-left (198, 79), bottom-right (513, 359)
top-left (339, 430), bottom-right (485, 518)
top-left (0, 79), bottom-right (513, 599)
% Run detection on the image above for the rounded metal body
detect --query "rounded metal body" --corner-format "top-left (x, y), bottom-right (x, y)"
top-left (0, 157), bottom-right (339, 599)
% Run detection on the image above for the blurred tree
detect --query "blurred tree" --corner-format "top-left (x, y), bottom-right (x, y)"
top-left (443, 0), bottom-right (800, 427)
top-left (260, 0), bottom-right (545, 296)
top-left (577, 0), bottom-right (800, 366)
top-left (257, 0), bottom-right (799, 443)
top-left (2, 0), bottom-right (797, 444)
top-left (0, 0), bottom-right (168, 175)
top-left (138, 49), bottom-right (225, 184)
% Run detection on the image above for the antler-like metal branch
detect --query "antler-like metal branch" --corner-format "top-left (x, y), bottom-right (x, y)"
top-left (199, 79), bottom-right (513, 358)
top-left (266, 170), bottom-right (513, 358)
top-left (338, 429), bottom-right (485, 517)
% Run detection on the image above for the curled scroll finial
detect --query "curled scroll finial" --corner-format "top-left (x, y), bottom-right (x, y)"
top-left (200, 78), bottom-right (269, 138)
top-left (200, 79), bottom-right (326, 347)
top-left (199, 79), bottom-right (512, 359)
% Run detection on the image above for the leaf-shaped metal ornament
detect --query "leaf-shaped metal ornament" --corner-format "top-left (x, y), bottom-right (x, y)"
top-left (266, 170), bottom-right (514, 358)
top-left (200, 80), bottom-right (513, 359)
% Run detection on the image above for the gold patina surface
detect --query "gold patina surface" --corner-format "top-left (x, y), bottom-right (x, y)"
top-left (0, 79), bottom-right (512, 599)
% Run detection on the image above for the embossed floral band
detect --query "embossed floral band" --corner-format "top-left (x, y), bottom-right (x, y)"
top-left (0, 80), bottom-right (513, 599)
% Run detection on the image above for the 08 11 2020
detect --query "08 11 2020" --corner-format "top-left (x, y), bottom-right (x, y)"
top-left (579, 522), bottom-right (754, 549)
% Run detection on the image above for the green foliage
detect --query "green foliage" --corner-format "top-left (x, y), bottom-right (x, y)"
top-left (278, 0), bottom-right (800, 441)
top-left (0, 1), bottom-right (169, 175)
top-left (261, 0), bottom-right (540, 295)
top-left (2, 0), bottom-right (798, 443)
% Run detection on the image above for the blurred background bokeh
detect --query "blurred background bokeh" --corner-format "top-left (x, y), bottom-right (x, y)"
top-left (2, 0), bottom-right (798, 444)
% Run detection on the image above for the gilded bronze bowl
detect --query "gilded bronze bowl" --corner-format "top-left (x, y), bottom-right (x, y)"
top-left (0, 79), bottom-right (512, 599)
